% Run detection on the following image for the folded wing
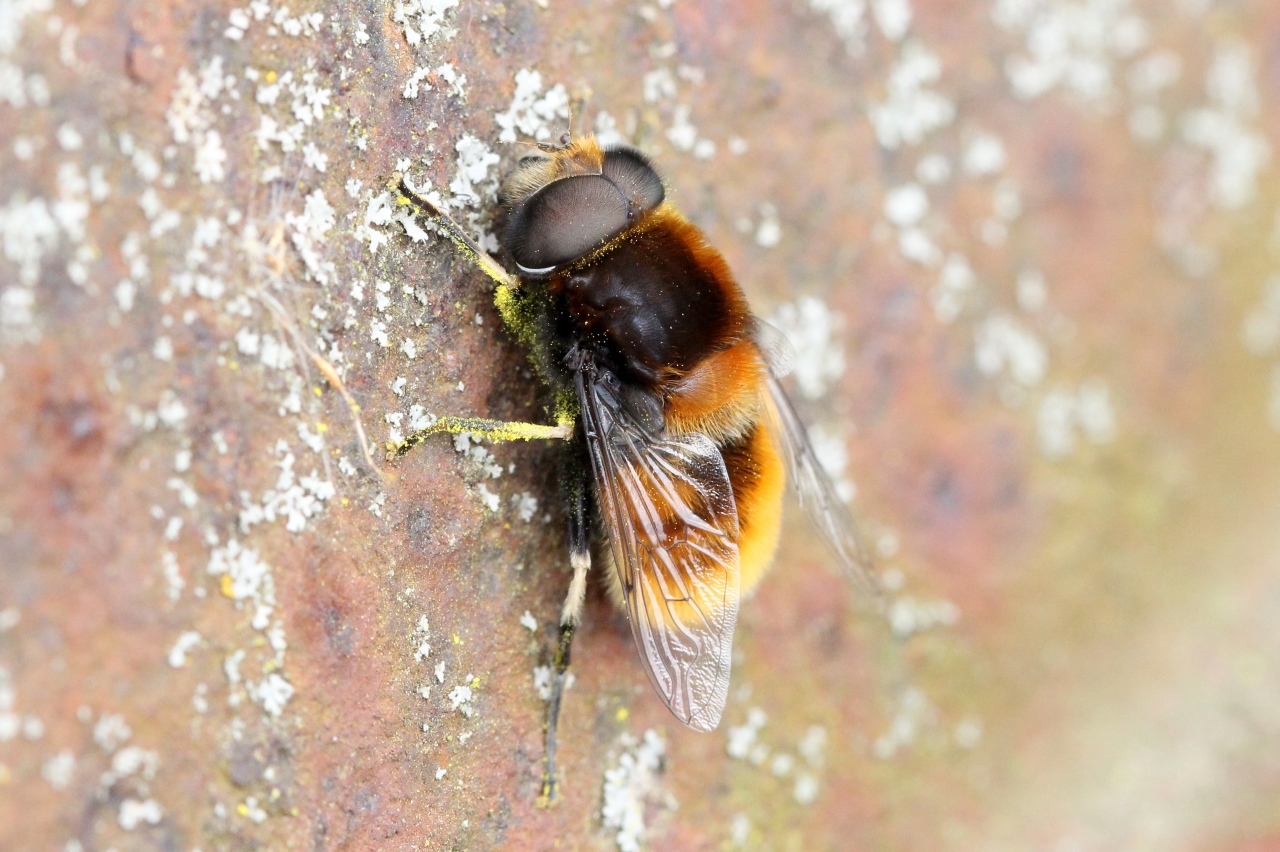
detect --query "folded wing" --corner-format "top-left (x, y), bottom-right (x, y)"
top-left (762, 372), bottom-right (879, 594)
top-left (575, 365), bottom-right (741, 732)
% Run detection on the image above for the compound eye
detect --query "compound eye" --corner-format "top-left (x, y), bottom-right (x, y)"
top-left (504, 174), bottom-right (630, 273)
top-left (602, 146), bottom-right (665, 214)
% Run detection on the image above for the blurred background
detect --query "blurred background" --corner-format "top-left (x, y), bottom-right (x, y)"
top-left (2, 0), bottom-right (1279, 848)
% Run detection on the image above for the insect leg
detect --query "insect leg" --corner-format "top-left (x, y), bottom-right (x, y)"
top-left (540, 452), bottom-right (590, 805)
top-left (388, 415), bottom-right (573, 459)
top-left (560, 467), bottom-right (591, 627)
top-left (396, 177), bottom-right (520, 291)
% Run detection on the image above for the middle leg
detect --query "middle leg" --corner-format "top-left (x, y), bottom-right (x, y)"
top-left (388, 415), bottom-right (572, 459)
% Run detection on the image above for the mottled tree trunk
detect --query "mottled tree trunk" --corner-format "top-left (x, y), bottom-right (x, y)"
top-left (4, 0), bottom-right (1280, 849)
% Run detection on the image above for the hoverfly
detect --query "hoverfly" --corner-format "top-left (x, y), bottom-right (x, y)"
top-left (394, 131), bottom-right (874, 802)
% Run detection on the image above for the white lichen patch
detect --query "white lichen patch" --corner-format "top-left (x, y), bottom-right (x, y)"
top-left (601, 729), bottom-right (673, 852)
top-left (754, 203), bottom-right (782, 248)
top-left (167, 56), bottom-right (237, 185)
top-left (963, 131), bottom-right (1007, 177)
top-left (208, 539), bottom-right (277, 627)
top-left (413, 615), bottom-right (432, 661)
top-left (769, 297), bottom-right (846, 400)
top-left (954, 717), bottom-right (983, 748)
top-left (41, 749), bottom-right (76, 789)
top-left (872, 686), bottom-right (933, 758)
top-left (974, 313), bottom-right (1049, 390)
top-left (100, 744), bottom-right (160, 793)
top-left (206, 536), bottom-right (293, 718)
top-left (118, 797), bottom-right (164, 830)
top-left (884, 183), bottom-right (929, 228)
top-left (729, 812), bottom-right (752, 847)
top-left (931, 254), bottom-right (975, 323)
top-left (92, 713), bottom-right (132, 753)
top-left (1179, 40), bottom-right (1271, 210)
top-left (807, 423), bottom-right (856, 503)
top-left (532, 664), bottom-right (554, 701)
top-left (0, 667), bottom-right (17, 741)
top-left (1125, 50), bottom-right (1182, 142)
top-left (286, 188), bottom-right (336, 284)
top-left (993, 0), bottom-right (1150, 105)
top-left (237, 442), bottom-right (336, 534)
top-left (246, 672), bottom-right (295, 717)
top-left (665, 104), bottom-right (716, 159)
top-left (726, 706), bottom-right (768, 762)
top-left (167, 630), bottom-right (202, 668)
top-left (475, 482), bottom-right (500, 513)
top-left (448, 134), bottom-right (500, 214)
top-left (726, 711), bottom-right (832, 805)
top-left (495, 68), bottom-right (569, 144)
top-left (1037, 379), bottom-right (1117, 458)
top-left (810, 0), bottom-right (869, 55)
top-left (887, 595), bottom-right (960, 638)
top-left (512, 492), bottom-right (538, 522)
top-left (392, 0), bottom-right (461, 49)
top-left (868, 41), bottom-right (955, 149)
top-left (0, 193), bottom-right (61, 343)
top-left (448, 682), bottom-right (475, 717)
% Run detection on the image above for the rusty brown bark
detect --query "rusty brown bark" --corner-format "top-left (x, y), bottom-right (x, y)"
top-left (4, 0), bottom-right (1280, 850)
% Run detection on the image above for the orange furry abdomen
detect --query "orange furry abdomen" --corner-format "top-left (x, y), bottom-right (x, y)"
top-left (663, 339), bottom-right (784, 596)
top-left (719, 417), bottom-right (785, 595)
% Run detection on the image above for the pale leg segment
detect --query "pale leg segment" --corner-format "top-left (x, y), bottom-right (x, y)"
top-left (540, 482), bottom-right (590, 806)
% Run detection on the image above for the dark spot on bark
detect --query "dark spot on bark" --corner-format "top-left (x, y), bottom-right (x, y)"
top-left (227, 741), bottom-right (266, 787)
top-left (1047, 143), bottom-right (1086, 203)
top-left (997, 474), bottom-right (1023, 508)
top-left (406, 505), bottom-right (434, 550)
top-left (810, 613), bottom-right (844, 656)
top-left (481, 796), bottom-right (512, 845)
top-left (930, 467), bottom-right (962, 519)
top-left (345, 788), bottom-right (379, 833)
top-left (42, 398), bottom-right (102, 452)
top-left (51, 479), bottom-right (75, 515)
top-left (497, 2), bottom-right (539, 50)
top-left (322, 605), bottom-right (355, 657)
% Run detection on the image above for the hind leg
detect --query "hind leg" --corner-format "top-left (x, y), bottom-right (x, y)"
top-left (540, 455), bottom-right (591, 806)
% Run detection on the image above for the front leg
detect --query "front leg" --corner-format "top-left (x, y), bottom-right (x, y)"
top-left (396, 176), bottom-right (520, 291)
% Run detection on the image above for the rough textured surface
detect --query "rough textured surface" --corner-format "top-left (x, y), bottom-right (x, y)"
top-left (3, 0), bottom-right (1280, 849)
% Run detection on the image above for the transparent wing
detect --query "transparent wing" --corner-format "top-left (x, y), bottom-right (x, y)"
top-left (575, 366), bottom-right (741, 732)
top-left (752, 318), bottom-right (796, 379)
top-left (762, 372), bottom-right (880, 594)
